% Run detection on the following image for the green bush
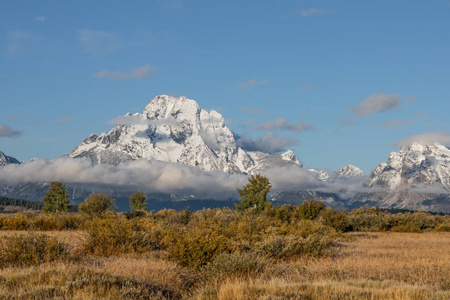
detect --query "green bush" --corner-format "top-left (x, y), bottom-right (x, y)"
top-left (0, 233), bottom-right (69, 267)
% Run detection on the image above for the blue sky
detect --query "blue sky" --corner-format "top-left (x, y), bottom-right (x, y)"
top-left (1, 0), bottom-right (449, 174)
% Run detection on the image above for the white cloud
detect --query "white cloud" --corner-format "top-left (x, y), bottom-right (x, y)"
top-left (372, 119), bottom-right (413, 129)
top-left (351, 93), bottom-right (401, 117)
top-left (95, 64), bottom-right (157, 80)
top-left (78, 30), bottom-right (120, 54)
top-left (238, 79), bottom-right (268, 89)
top-left (0, 122), bottom-right (22, 137)
top-left (0, 157), bottom-right (247, 200)
top-left (34, 16), bottom-right (46, 22)
top-left (300, 8), bottom-right (332, 17)
top-left (254, 117), bottom-right (313, 133)
top-left (391, 131), bottom-right (450, 147)
top-left (236, 132), bottom-right (297, 153)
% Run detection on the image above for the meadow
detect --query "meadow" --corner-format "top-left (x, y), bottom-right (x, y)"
top-left (0, 202), bottom-right (449, 299)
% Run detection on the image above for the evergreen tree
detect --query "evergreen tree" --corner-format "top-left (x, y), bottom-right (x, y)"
top-left (42, 182), bottom-right (69, 213)
top-left (129, 191), bottom-right (147, 211)
top-left (235, 174), bottom-right (272, 212)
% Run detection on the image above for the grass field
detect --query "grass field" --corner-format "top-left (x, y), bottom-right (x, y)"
top-left (1, 230), bottom-right (448, 299)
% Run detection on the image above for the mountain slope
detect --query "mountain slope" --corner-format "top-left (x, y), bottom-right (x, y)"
top-left (365, 143), bottom-right (450, 191)
top-left (70, 95), bottom-right (301, 173)
top-left (0, 151), bottom-right (20, 166)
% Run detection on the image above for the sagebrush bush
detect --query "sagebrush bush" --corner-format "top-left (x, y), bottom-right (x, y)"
top-left (434, 223), bottom-right (450, 232)
top-left (201, 252), bottom-right (266, 282)
top-left (0, 233), bottom-right (69, 267)
top-left (318, 207), bottom-right (352, 232)
top-left (0, 213), bottom-right (31, 230)
top-left (163, 226), bottom-right (234, 268)
top-left (296, 199), bottom-right (326, 220)
top-left (79, 192), bottom-right (116, 219)
top-left (81, 213), bottom-right (149, 256)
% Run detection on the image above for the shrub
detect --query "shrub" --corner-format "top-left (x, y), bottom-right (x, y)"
top-left (318, 207), bottom-right (352, 232)
top-left (435, 223), bottom-right (450, 232)
top-left (0, 233), bottom-right (69, 267)
top-left (79, 193), bottom-right (116, 219)
top-left (348, 206), bottom-right (393, 231)
top-left (0, 213), bottom-right (31, 230)
top-left (201, 252), bottom-right (266, 282)
top-left (164, 226), bottom-right (234, 269)
top-left (296, 199), bottom-right (325, 220)
top-left (81, 214), bottom-right (148, 257)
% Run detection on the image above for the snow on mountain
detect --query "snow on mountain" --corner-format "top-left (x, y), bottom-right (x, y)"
top-left (307, 169), bottom-right (330, 182)
top-left (331, 165), bottom-right (365, 180)
top-left (0, 151), bottom-right (20, 166)
top-left (365, 143), bottom-right (450, 191)
top-left (70, 95), bottom-right (301, 174)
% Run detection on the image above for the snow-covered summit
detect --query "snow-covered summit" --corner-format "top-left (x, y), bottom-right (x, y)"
top-left (0, 151), bottom-right (20, 166)
top-left (365, 143), bottom-right (450, 191)
top-left (331, 165), bottom-right (365, 180)
top-left (70, 95), bottom-right (302, 173)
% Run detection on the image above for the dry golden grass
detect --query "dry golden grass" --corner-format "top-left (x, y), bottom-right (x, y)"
top-left (0, 231), bottom-right (449, 299)
top-left (195, 232), bottom-right (450, 299)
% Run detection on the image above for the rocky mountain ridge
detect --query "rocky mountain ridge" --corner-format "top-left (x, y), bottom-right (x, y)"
top-left (70, 95), bottom-right (301, 174)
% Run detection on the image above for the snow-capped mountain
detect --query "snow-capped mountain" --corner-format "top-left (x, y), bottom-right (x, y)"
top-left (365, 143), bottom-right (450, 191)
top-left (0, 151), bottom-right (20, 166)
top-left (331, 165), bottom-right (365, 180)
top-left (70, 95), bottom-right (301, 173)
top-left (307, 165), bottom-right (365, 182)
top-left (308, 169), bottom-right (330, 182)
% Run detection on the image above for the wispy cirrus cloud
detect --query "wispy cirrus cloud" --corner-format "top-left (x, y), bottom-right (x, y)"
top-left (392, 131), bottom-right (450, 148)
top-left (351, 93), bottom-right (401, 117)
top-left (78, 30), bottom-right (121, 54)
top-left (300, 8), bottom-right (333, 17)
top-left (241, 106), bottom-right (263, 115)
top-left (10, 115), bottom-right (20, 120)
top-left (0, 122), bottom-right (22, 137)
top-left (238, 79), bottom-right (268, 89)
top-left (94, 64), bottom-right (157, 80)
top-left (372, 119), bottom-right (413, 129)
top-left (298, 86), bottom-right (314, 92)
top-left (7, 31), bottom-right (31, 55)
top-left (34, 16), bottom-right (46, 22)
top-left (254, 117), bottom-right (313, 133)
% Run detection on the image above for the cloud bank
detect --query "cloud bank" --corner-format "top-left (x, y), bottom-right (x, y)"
top-left (392, 131), bottom-right (450, 147)
top-left (0, 157), bottom-right (370, 201)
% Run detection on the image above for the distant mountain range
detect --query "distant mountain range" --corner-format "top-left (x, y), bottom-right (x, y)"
top-left (0, 95), bottom-right (449, 212)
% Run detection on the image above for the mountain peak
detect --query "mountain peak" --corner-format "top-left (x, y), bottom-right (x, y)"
top-left (70, 95), bottom-right (301, 174)
top-left (0, 150), bottom-right (20, 166)
top-left (366, 143), bottom-right (450, 191)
